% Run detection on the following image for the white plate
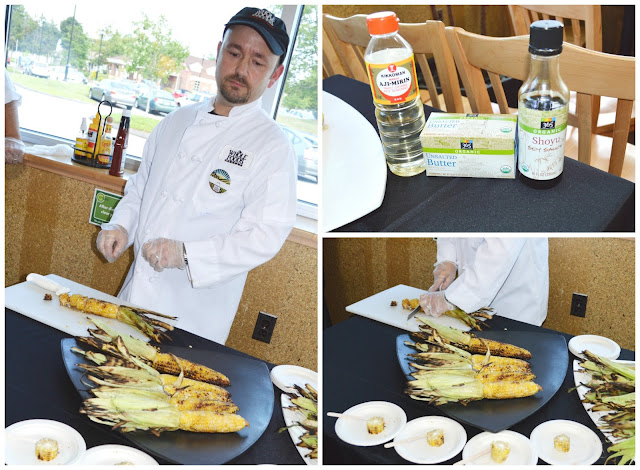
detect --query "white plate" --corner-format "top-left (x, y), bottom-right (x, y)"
top-left (461, 430), bottom-right (538, 465)
top-left (568, 335), bottom-right (620, 360)
top-left (270, 365), bottom-right (318, 394)
top-left (321, 91), bottom-right (387, 232)
top-left (334, 401), bottom-right (407, 447)
top-left (78, 444), bottom-right (159, 465)
top-left (5, 419), bottom-right (86, 465)
top-left (572, 359), bottom-right (634, 446)
top-left (530, 419), bottom-right (603, 465)
top-left (392, 416), bottom-right (467, 464)
top-left (281, 394), bottom-right (317, 465)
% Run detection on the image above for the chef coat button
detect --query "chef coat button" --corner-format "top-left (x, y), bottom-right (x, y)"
top-left (144, 228), bottom-right (150, 235)
top-left (191, 155), bottom-right (200, 162)
top-left (216, 122), bottom-right (223, 128)
top-left (149, 276), bottom-right (154, 282)
top-left (161, 189), bottom-right (168, 197)
top-left (178, 152), bottom-right (185, 159)
top-left (199, 119), bottom-right (207, 125)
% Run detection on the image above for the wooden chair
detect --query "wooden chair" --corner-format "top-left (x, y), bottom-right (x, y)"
top-left (508, 5), bottom-right (633, 137)
top-left (445, 26), bottom-right (635, 181)
top-left (323, 14), bottom-right (465, 113)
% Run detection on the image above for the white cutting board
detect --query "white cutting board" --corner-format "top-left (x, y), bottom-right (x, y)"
top-left (5, 274), bottom-right (151, 341)
top-left (345, 284), bottom-right (472, 332)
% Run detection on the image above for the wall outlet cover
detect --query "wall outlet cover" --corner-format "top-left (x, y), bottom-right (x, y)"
top-left (252, 311), bottom-right (277, 343)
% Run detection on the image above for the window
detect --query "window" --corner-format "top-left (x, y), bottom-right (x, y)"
top-left (5, 3), bottom-right (318, 221)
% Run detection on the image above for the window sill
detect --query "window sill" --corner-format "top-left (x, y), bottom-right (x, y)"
top-left (22, 152), bottom-right (317, 249)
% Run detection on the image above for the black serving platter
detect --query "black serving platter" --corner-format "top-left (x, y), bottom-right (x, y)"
top-left (61, 338), bottom-right (274, 465)
top-left (396, 330), bottom-right (567, 433)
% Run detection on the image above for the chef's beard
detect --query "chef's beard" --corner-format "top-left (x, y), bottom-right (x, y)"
top-left (219, 74), bottom-right (251, 105)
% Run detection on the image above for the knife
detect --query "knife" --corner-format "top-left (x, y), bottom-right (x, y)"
top-left (407, 305), bottom-right (422, 321)
top-left (26, 273), bottom-right (70, 296)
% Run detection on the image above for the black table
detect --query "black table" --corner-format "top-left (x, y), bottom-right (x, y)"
top-left (323, 315), bottom-right (634, 465)
top-left (324, 75), bottom-right (635, 232)
top-left (5, 309), bottom-right (305, 465)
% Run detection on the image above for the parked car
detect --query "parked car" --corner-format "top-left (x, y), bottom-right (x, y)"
top-left (50, 66), bottom-right (87, 84)
top-left (176, 91), bottom-right (214, 107)
top-left (89, 79), bottom-right (138, 108)
top-left (279, 125), bottom-right (318, 182)
top-left (29, 62), bottom-right (51, 79)
top-left (136, 89), bottom-right (179, 114)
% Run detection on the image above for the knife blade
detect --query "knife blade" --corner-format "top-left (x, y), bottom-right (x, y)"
top-left (407, 305), bottom-right (422, 321)
top-left (26, 273), bottom-right (70, 296)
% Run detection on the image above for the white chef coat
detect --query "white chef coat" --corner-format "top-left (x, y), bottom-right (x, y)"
top-left (437, 238), bottom-right (549, 326)
top-left (108, 97), bottom-right (297, 344)
top-left (5, 69), bottom-right (21, 105)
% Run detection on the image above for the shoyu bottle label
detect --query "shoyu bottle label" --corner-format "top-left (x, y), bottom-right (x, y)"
top-left (517, 105), bottom-right (568, 180)
top-left (366, 56), bottom-right (419, 105)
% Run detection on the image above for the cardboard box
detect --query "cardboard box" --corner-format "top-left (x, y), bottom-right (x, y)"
top-left (420, 113), bottom-right (517, 179)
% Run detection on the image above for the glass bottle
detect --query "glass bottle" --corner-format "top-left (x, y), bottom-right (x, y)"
top-left (364, 11), bottom-right (426, 177)
top-left (517, 20), bottom-right (569, 189)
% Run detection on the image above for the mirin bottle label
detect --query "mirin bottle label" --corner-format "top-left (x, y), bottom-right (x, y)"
top-left (517, 101), bottom-right (568, 180)
top-left (366, 54), bottom-right (419, 105)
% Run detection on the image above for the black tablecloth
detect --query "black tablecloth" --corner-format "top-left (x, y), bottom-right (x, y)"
top-left (323, 75), bottom-right (635, 232)
top-left (323, 315), bottom-right (634, 465)
top-left (5, 309), bottom-right (305, 465)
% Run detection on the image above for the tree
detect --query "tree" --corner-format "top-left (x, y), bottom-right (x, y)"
top-left (60, 16), bottom-right (90, 69)
top-left (125, 13), bottom-right (189, 83)
top-left (6, 5), bottom-right (38, 52)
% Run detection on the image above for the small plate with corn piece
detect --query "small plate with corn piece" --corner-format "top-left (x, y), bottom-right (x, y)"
top-left (391, 416), bottom-right (467, 464)
top-left (79, 444), bottom-right (159, 465)
top-left (271, 365), bottom-right (318, 394)
top-left (530, 419), bottom-right (602, 465)
top-left (333, 401), bottom-right (407, 447)
top-left (5, 419), bottom-right (86, 465)
top-left (461, 430), bottom-right (537, 465)
top-left (568, 335), bottom-right (620, 360)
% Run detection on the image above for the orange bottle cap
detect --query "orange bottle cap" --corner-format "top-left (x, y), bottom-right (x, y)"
top-left (366, 11), bottom-right (399, 35)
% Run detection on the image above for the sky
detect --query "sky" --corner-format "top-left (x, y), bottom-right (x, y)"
top-left (19, 1), bottom-right (281, 58)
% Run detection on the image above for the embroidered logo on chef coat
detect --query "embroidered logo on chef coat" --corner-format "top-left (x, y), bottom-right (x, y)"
top-left (219, 145), bottom-right (254, 169)
top-left (209, 169), bottom-right (230, 193)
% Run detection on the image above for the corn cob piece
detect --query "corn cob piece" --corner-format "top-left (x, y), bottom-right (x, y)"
top-left (367, 417), bottom-right (385, 434)
top-left (427, 429), bottom-right (444, 447)
top-left (491, 440), bottom-right (510, 463)
top-left (60, 293), bottom-right (176, 342)
top-left (152, 353), bottom-right (230, 387)
top-left (35, 438), bottom-right (59, 461)
top-left (161, 375), bottom-right (231, 400)
top-left (482, 381), bottom-right (542, 399)
top-left (170, 397), bottom-right (238, 413)
top-left (179, 411), bottom-right (248, 433)
top-left (554, 433), bottom-right (570, 452)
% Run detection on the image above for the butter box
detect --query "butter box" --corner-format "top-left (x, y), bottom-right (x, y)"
top-left (420, 113), bottom-right (517, 179)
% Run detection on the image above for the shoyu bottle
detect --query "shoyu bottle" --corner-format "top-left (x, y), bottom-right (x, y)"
top-left (365, 12), bottom-right (426, 177)
top-left (517, 20), bottom-right (569, 189)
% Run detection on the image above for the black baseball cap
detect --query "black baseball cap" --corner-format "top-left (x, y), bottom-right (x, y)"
top-left (224, 7), bottom-right (290, 56)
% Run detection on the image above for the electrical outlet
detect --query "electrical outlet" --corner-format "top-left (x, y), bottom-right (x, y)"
top-left (570, 293), bottom-right (588, 317)
top-left (252, 311), bottom-right (277, 343)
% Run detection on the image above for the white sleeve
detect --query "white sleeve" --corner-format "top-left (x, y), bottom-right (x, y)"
top-left (183, 142), bottom-right (297, 288)
top-left (435, 238), bottom-right (459, 266)
top-left (5, 70), bottom-right (21, 105)
top-left (444, 238), bottom-right (527, 312)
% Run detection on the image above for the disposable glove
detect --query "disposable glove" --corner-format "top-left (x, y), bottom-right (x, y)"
top-left (429, 261), bottom-right (457, 291)
top-left (96, 224), bottom-right (129, 263)
top-left (5, 137), bottom-right (25, 164)
top-left (142, 238), bottom-right (185, 272)
top-left (419, 291), bottom-right (455, 317)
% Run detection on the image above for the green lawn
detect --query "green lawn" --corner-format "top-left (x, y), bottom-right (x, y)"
top-left (277, 115), bottom-right (318, 136)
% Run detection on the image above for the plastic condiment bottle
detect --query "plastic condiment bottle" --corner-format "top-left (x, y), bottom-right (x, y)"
top-left (109, 108), bottom-right (131, 176)
top-left (517, 20), bottom-right (569, 189)
top-left (86, 116), bottom-right (99, 156)
top-left (98, 116), bottom-right (114, 165)
top-left (74, 117), bottom-right (88, 159)
top-left (364, 11), bottom-right (426, 177)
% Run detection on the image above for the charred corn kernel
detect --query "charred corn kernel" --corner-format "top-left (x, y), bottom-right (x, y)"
top-left (427, 429), bottom-right (444, 447)
top-left (35, 438), bottom-right (59, 461)
top-left (483, 381), bottom-right (542, 399)
top-left (153, 354), bottom-right (230, 386)
top-left (178, 411), bottom-right (248, 433)
top-left (468, 338), bottom-right (532, 360)
top-left (471, 355), bottom-right (531, 369)
top-left (84, 297), bottom-right (119, 318)
top-left (366, 416), bottom-right (385, 434)
top-left (477, 370), bottom-right (536, 384)
top-left (169, 387), bottom-right (231, 403)
top-left (160, 375), bottom-right (231, 399)
top-left (402, 299), bottom-right (411, 309)
top-left (170, 397), bottom-right (238, 413)
top-left (554, 433), bottom-right (570, 452)
top-left (491, 440), bottom-right (510, 463)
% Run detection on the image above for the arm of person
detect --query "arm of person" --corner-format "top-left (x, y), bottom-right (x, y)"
top-left (5, 100), bottom-right (21, 141)
top-left (444, 238), bottom-right (527, 313)
top-left (183, 143), bottom-right (297, 288)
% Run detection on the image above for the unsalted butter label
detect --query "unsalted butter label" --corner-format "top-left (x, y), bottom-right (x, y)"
top-left (89, 188), bottom-right (122, 226)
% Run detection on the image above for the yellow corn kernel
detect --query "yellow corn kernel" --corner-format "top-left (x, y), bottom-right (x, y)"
top-left (154, 354), bottom-right (231, 386)
top-left (178, 411), bottom-right (248, 433)
top-left (483, 381), bottom-right (542, 399)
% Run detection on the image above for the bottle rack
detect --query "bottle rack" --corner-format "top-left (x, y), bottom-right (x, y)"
top-left (72, 100), bottom-right (113, 169)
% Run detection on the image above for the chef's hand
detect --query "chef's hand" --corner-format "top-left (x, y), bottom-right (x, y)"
top-left (142, 238), bottom-right (185, 272)
top-left (5, 137), bottom-right (25, 164)
top-left (419, 291), bottom-right (454, 317)
top-left (429, 261), bottom-right (457, 291)
top-left (97, 224), bottom-right (129, 263)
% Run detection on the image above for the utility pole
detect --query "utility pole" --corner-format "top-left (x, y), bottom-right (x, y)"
top-left (64, 5), bottom-right (76, 81)
top-left (95, 33), bottom-right (103, 80)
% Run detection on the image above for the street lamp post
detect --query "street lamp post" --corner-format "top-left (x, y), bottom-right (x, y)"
top-left (64, 5), bottom-right (76, 81)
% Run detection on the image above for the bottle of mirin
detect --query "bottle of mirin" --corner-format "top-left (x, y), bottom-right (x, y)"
top-left (517, 20), bottom-right (569, 189)
top-left (365, 11), bottom-right (426, 177)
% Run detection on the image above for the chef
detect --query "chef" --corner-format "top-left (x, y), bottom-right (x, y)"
top-left (96, 7), bottom-right (297, 344)
top-left (5, 69), bottom-right (25, 164)
top-left (419, 238), bottom-right (549, 326)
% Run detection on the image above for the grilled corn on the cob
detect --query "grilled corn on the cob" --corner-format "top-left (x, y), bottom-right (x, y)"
top-left (491, 440), bottom-right (510, 463)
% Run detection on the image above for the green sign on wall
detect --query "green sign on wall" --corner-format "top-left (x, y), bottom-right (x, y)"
top-left (90, 189), bottom-right (122, 226)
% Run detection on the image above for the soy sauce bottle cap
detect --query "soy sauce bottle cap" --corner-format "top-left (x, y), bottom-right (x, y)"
top-left (529, 20), bottom-right (564, 56)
